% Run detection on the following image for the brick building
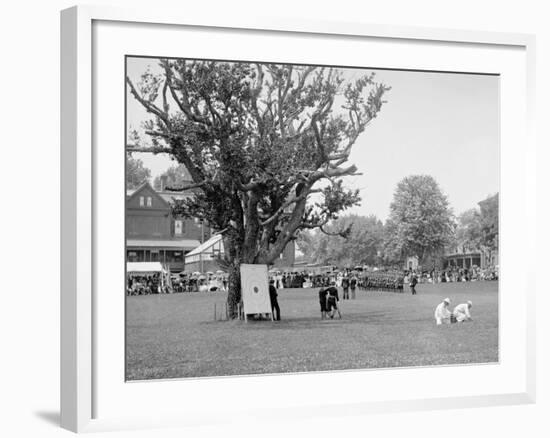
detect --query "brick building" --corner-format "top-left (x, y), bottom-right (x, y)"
top-left (126, 182), bottom-right (211, 272)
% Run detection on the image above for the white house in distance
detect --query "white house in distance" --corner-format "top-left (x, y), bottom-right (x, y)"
top-left (184, 233), bottom-right (296, 273)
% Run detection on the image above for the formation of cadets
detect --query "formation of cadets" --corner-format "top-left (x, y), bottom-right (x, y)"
top-left (358, 270), bottom-right (404, 292)
top-left (271, 269), bottom-right (406, 293)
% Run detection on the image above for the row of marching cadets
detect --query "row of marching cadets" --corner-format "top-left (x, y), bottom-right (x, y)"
top-left (358, 270), bottom-right (405, 292)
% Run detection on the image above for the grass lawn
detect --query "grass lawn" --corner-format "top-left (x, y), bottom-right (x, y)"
top-left (126, 281), bottom-right (498, 380)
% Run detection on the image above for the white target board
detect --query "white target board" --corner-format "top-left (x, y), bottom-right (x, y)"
top-left (240, 264), bottom-right (271, 318)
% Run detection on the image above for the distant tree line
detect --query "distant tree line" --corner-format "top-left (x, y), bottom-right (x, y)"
top-left (298, 175), bottom-right (498, 269)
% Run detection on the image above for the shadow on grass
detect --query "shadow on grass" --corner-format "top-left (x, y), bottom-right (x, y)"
top-left (200, 311), bottom-right (390, 329)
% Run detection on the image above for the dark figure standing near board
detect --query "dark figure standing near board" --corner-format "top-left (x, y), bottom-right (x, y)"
top-left (269, 280), bottom-right (281, 321)
top-left (326, 282), bottom-right (342, 319)
top-left (319, 287), bottom-right (328, 319)
top-left (342, 276), bottom-right (350, 300)
top-left (409, 274), bottom-right (418, 295)
top-left (350, 276), bottom-right (357, 299)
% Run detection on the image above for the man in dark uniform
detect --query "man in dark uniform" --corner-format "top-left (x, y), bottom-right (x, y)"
top-left (269, 280), bottom-right (281, 320)
top-left (350, 275), bottom-right (357, 299)
top-left (318, 287), bottom-right (328, 319)
top-left (342, 275), bottom-right (350, 299)
top-left (326, 282), bottom-right (342, 319)
top-left (409, 274), bottom-right (418, 295)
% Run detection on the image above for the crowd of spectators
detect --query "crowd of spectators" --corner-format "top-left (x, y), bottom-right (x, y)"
top-left (127, 274), bottom-right (166, 296)
top-left (411, 265), bottom-right (499, 284)
top-left (127, 272), bottom-right (229, 295)
top-left (127, 264), bottom-right (499, 296)
top-left (171, 274), bottom-right (228, 293)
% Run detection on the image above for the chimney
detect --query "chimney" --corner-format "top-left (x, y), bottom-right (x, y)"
top-left (160, 175), bottom-right (168, 191)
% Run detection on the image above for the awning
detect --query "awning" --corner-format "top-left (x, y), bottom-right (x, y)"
top-left (127, 239), bottom-right (200, 250)
top-left (185, 234), bottom-right (223, 257)
top-left (127, 262), bottom-right (165, 274)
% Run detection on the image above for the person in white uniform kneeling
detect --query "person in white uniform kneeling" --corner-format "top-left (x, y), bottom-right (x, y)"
top-left (453, 300), bottom-right (473, 322)
top-left (434, 298), bottom-right (452, 325)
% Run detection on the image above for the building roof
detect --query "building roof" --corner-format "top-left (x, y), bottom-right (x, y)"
top-left (127, 239), bottom-right (200, 249)
top-left (157, 191), bottom-right (194, 203)
top-left (127, 184), bottom-right (198, 203)
top-left (126, 181), bottom-right (171, 209)
top-left (185, 234), bottom-right (223, 257)
top-left (446, 251), bottom-right (482, 258)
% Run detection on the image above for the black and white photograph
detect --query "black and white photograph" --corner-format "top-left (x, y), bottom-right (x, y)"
top-left (125, 56), bottom-right (499, 381)
top-left (2, 0), bottom-right (548, 435)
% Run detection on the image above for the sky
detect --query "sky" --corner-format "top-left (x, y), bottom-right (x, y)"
top-left (126, 57), bottom-right (499, 221)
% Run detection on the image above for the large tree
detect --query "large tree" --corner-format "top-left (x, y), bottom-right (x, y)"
top-left (127, 59), bottom-right (390, 316)
top-left (384, 175), bottom-right (455, 265)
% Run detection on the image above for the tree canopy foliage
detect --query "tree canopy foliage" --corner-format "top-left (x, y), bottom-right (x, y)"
top-left (478, 193), bottom-right (498, 253)
top-left (383, 175), bottom-right (455, 263)
top-left (126, 155), bottom-right (151, 189)
top-left (455, 193), bottom-right (499, 263)
top-left (127, 59), bottom-right (390, 315)
top-left (455, 208), bottom-right (483, 253)
top-left (153, 163), bottom-right (192, 190)
top-left (298, 214), bottom-right (385, 267)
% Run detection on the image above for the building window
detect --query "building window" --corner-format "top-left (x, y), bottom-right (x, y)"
top-left (175, 220), bottom-right (183, 236)
top-left (139, 196), bottom-right (144, 207)
top-left (147, 196), bottom-right (152, 207)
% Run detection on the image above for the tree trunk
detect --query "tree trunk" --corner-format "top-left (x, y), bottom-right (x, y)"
top-left (226, 260), bottom-right (242, 319)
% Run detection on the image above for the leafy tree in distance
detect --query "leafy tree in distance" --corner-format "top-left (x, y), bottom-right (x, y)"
top-left (455, 193), bottom-right (498, 265)
top-left (298, 214), bottom-right (385, 267)
top-left (126, 155), bottom-right (151, 189)
top-left (153, 163), bottom-right (193, 190)
top-left (455, 208), bottom-right (483, 253)
top-left (478, 193), bottom-right (498, 259)
top-left (384, 175), bottom-right (455, 265)
top-left (127, 59), bottom-right (390, 317)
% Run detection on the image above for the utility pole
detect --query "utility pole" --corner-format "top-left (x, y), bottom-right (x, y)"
top-left (200, 220), bottom-right (204, 273)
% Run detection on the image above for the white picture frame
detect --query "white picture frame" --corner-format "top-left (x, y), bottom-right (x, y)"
top-left (60, 5), bottom-right (536, 433)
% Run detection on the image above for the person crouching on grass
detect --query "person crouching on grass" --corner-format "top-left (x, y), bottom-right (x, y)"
top-left (326, 281), bottom-right (342, 319)
top-left (453, 300), bottom-right (473, 323)
top-left (434, 298), bottom-right (452, 325)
